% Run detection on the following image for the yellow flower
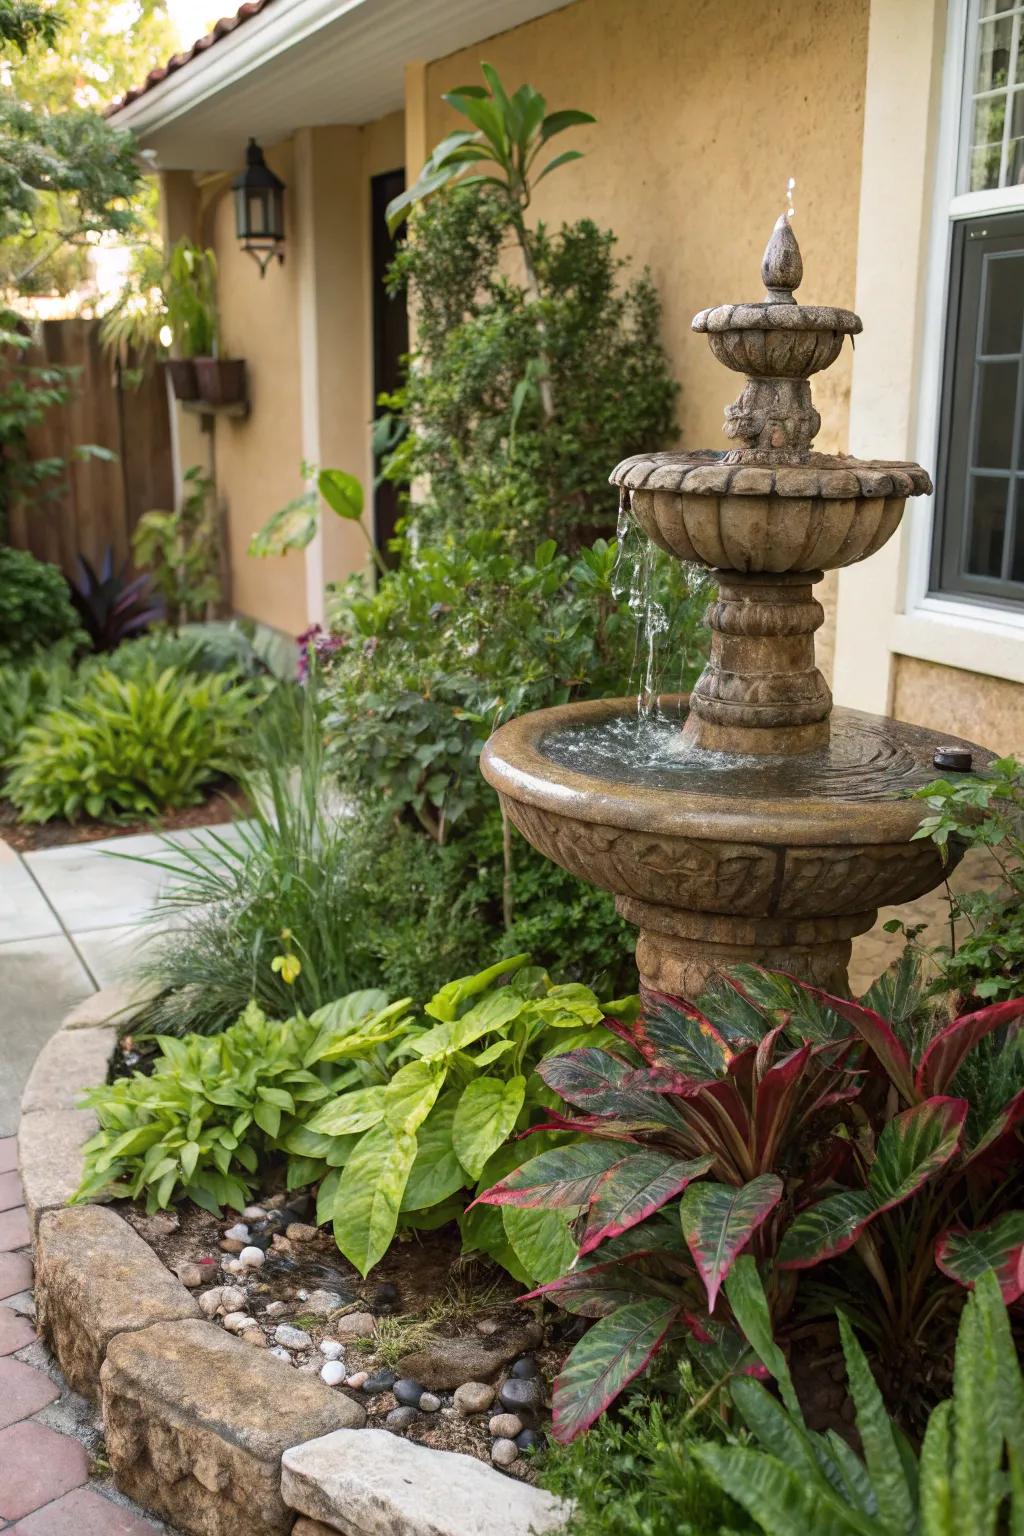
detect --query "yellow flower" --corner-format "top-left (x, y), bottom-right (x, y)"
top-left (271, 952), bottom-right (302, 985)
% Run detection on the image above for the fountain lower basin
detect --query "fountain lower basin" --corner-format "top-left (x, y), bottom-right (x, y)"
top-left (482, 697), bottom-right (992, 996)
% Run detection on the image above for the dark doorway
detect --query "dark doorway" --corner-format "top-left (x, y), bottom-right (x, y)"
top-left (370, 168), bottom-right (408, 561)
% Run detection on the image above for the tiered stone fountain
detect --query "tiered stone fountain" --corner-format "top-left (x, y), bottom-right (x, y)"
top-left (482, 217), bottom-right (992, 998)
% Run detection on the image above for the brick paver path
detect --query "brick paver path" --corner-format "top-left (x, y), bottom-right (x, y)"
top-left (0, 1137), bottom-right (165, 1534)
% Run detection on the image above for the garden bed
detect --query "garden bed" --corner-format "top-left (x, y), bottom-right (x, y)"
top-left (0, 782), bottom-right (246, 852)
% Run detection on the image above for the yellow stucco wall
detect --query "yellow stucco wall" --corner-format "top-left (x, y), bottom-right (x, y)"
top-left (421, 0), bottom-right (870, 676)
top-left (892, 657), bottom-right (1024, 757)
top-left (209, 140), bottom-right (307, 634)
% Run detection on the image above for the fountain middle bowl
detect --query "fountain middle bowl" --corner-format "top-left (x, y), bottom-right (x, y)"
top-left (482, 695), bottom-right (990, 934)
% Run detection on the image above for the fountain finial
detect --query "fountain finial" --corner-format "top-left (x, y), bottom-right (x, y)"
top-left (761, 214), bottom-right (802, 304)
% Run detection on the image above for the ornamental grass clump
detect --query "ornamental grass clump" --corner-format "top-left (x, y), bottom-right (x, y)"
top-left (474, 962), bottom-right (1024, 1441)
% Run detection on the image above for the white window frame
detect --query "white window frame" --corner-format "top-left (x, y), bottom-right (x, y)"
top-left (896, 0), bottom-right (1024, 684)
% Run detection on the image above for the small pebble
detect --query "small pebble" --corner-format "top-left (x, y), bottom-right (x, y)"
top-left (510, 1355), bottom-right (539, 1379)
top-left (286, 1222), bottom-right (318, 1243)
top-left (453, 1382), bottom-right (495, 1416)
top-left (386, 1406), bottom-right (419, 1432)
top-left (219, 1287), bottom-right (246, 1313)
top-left (224, 1222), bottom-right (250, 1242)
top-left (363, 1370), bottom-right (397, 1394)
top-left (499, 1377), bottom-right (545, 1414)
top-left (222, 1311), bottom-right (256, 1334)
top-left (264, 1301), bottom-right (289, 1317)
top-left (220, 1239), bottom-right (246, 1255)
top-left (332, 1312), bottom-right (376, 1340)
top-left (306, 1289), bottom-right (344, 1316)
top-left (175, 1262), bottom-right (204, 1289)
top-left (516, 1428), bottom-right (545, 1453)
top-left (270, 1346), bottom-right (292, 1363)
top-left (274, 1324), bottom-right (313, 1351)
top-left (491, 1437), bottom-right (519, 1468)
top-left (270, 1235), bottom-right (293, 1255)
top-left (244, 1329), bottom-right (269, 1349)
top-left (320, 1360), bottom-right (346, 1386)
top-left (319, 1339), bottom-right (344, 1361)
top-left (392, 1378), bottom-right (425, 1409)
top-left (198, 1288), bottom-right (224, 1318)
top-left (476, 1318), bottom-right (500, 1335)
top-left (238, 1246), bottom-right (265, 1269)
top-left (489, 1414), bottom-right (523, 1439)
top-left (243, 1205), bottom-right (266, 1221)
top-left (419, 1392), bottom-right (441, 1413)
top-left (346, 1371), bottom-right (369, 1390)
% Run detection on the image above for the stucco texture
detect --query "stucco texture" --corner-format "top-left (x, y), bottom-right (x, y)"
top-left (892, 656), bottom-right (1024, 757)
top-left (423, 0), bottom-right (869, 675)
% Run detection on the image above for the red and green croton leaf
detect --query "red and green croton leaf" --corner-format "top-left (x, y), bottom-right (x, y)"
top-left (535, 1051), bottom-right (687, 1131)
top-left (680, 1174), bottom-right (784, 1311)
top-left (914, 996), bottom-right (1024, 1096)
top-left (578, 1151), bottom-right (714, 1257)
top-left (519, 1247), bottom-right (673, 1317)
top-left (778, 1096), bottom-right (968, 1269)
top-left (471, 1140), bottom-right (624, 1210)
top-left (551, 1296), bottom-right (680, 1442)
top-left (634, 991), bottom-right (733, 1079)
top-left (935, 1211), bottom-right (1024, 1303)
top-left (800, 984), bottom-right (917, 1103)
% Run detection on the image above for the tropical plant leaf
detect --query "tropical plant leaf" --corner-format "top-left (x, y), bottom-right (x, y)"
top-left (681, 1175), bottom-right (783, 1311)
top-left (754, 1039), bottom-right (813, 1165)
top-left (693, 1444), bottom-right (876, 1536)
top-left (578, 1151), bottom-right (713, 1257)
top-left (306, 1085), bottom-right (388, 1137)
top-left (868, 1097), bottom-right (967, 1207)
top-left (635, 991), bottom-right (733, 1078)
top-left (914, 996), bottom-right (1024, 1096)
top-left (502, 1203), bottom-right (577, 1284)
top-left (317, 468), bottom-right (363, 520)
top-left (950, 1265), bottom-right (1004, 1534)
top-left (800, 984), bottom-right (917, 1102)
top-left (384, 1059), bottom-right (445, 1135)
top-left (333, 1122), bottom-right (417, 1276)
top-left (837, 1312), bottom-right (915, 1533)
top-left (935, 1211), bottom-right (1024, 1303)
top-left (518, 1250), bottom-right (667, 1317)
top-left (473, 1140), bottom-right (625, 1209)
top-left (777, 1191), bottom-right (877, 1269)
top-left (724, 1255), bottom-right (800, 1417)
top-left (400, 1099), bottom-right (467, 1213)
top-left (535, 1047), bottom-right (632, 1108)
top-left (551, 1297), bottom-right (679, 1442)
top-left (451, 1075), bottom-right (526, 1179)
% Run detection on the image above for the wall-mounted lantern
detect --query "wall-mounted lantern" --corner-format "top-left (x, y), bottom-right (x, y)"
top-left (233, 138), bottom-right (285, 276)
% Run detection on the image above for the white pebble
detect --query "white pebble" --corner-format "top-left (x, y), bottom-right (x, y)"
top-left (198, 1288), bottom-right (224, 1318)
top-left (419, 1392), bottom-right (441, 1412)
top-left (274, 1324), bottom-right (312, 1350)
top-left (238, 1246), bottom-right (265, 1269)
top-left (224, 1223), bottom-right (250, 1242)
top-left (320, 1360), bottom-right (346, 1386)
top-left (222, 1311), bottom-right (256, 1334)
top-left (270, 1346), bottom-right (292, 1363)
top-left (491, 1437), bottom-right (519, 1468)
top-left (319, 1339), bottom-right (344, 1361)
top-left (219, 1287), bottom-right (246, 1313)
top-left (242, 1205), bottom-right (266, 1221)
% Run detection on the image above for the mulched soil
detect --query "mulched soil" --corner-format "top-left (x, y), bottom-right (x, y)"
top-left (0, 784), bottom-right (248, 853)
top-left (122, 1189), bottom-right (570, 1479)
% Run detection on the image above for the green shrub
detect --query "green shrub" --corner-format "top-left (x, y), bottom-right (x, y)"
top-left (0, 544), bottom-right (84, 664)
top-left (695, 1262), bottom-right (1024, 1536)
top-left (6, 658), bottom-right (257, 821)
top-left (0, 641), bottom-right (77, 765)
top-left (79, 956), bottom-right (629, 1281)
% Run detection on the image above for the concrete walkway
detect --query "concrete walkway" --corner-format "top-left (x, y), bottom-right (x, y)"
top-left (0, 828), bottom-right (234, 1137)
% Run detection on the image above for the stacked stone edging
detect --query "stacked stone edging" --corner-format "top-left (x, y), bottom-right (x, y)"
top-left (19, 991), bottom-right (569, 1536)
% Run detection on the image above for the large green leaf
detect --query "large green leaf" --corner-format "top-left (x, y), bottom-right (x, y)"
top-left (317, 468), bottom-right (363, 520)
top-left (503, 1203), bottom-right (577, 1284)
top-left (306, 1085), bottom-right (388, 1137)
top-left (681, 1175), bottom-right (783, 1311)
top-left (837, 1312), bottom-right (915, 1534)
top-left (724, 1255), bottom-right (800, 1417)
top-left (400, 1099), bottom-right (468, 1212)
top-left (694, 1445), bottom-right (880, 1536)
top-left (384, 1060), bottom-right (445, 1136)
top-left (552, 1297), bottom-right (678, 1442)
top-left (425, 954), bottom-right (530, 1022)
top-left (458, 1202), bottom-right (531, 1284)
top-left (451, 1075), bottom-right (526, 1179)
top-left (333, 1122), bottom-right (417, 1275)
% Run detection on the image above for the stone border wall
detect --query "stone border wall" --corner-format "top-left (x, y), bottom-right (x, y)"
top-left (18, 990), bottom-right (569, 1536)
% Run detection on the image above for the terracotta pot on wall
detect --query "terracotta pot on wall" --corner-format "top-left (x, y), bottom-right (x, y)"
top-left (194, 358), bottom-right (247, 407)
top-left (166, 358), bottom-right (199, 401)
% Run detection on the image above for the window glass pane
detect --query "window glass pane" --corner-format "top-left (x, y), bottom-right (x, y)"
top-left (966, 475), bottom-right (1010, 576)
top-left (1013, 477), bottom-right (1024, 580)
top-left (971, 142), bottom-right (1005, 190)
top-left (975, 361), bottom-right (1018, 464)
top-left (972, 92), bottom-right (1007, 145)
top-left (976, 14), bottom-right (1014, 90)
top-left (982, 250), bottom-right (1024, 351)
top-left (1008, 90), bottom-right (1024, 182)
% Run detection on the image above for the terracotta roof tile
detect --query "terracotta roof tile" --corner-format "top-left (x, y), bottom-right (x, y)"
top-left (106, 0), bottom-right (276, 115)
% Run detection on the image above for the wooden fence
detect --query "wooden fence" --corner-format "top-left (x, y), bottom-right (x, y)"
top-left (7, 318), bottom-right (174, 576)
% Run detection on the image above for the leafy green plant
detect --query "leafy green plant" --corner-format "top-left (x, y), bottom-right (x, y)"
top-left (162, 238), bottom-right (218, 359)
top-left (249, 464), bottom-right (387, 578)
top-left (132, 465), bottom-right (221, 626)
top-left (6, 658), bottom-right (257, 821)
top-left (475, 967), bottom-right (1024, 1439)
top-left (285, 951), bottom-right (624, 1276)
top-left (74, 995), bottom-right (379, 1213)
top-left (0, 641), bottom-right (77, 765)
top-left (0, 544), bottom-right (85, 663)
top-left (901, 756), bottom-right (1024, 1002)
top-left (695, 1261), bottom-right (1024, 1536)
